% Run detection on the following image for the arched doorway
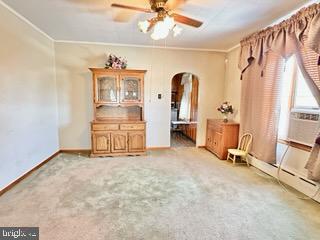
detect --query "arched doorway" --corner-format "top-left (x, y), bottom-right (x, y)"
top-left (170, 73), bottom-right (199, 147)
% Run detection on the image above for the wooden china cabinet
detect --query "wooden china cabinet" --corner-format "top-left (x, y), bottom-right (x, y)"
top-left (89, 68), bottom-right (147, 157)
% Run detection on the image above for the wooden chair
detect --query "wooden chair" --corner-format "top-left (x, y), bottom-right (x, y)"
top-left (227, 133), bottom-right (253, 166)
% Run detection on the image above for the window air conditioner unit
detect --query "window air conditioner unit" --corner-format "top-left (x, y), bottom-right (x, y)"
top-left (287, 109), bottom-right (320, 146)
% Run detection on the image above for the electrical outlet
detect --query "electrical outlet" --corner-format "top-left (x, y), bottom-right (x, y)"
top-left (158, 94), bottom-right (162, 99)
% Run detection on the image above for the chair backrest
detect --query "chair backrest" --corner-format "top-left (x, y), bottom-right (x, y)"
top-left (238, 133), bottom-right (253, 154)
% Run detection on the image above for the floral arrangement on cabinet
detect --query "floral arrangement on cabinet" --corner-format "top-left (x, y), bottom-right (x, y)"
top-left (106, 54), bottom-right (128, 69)
top-left (217, 102), bottom-right (234, 122)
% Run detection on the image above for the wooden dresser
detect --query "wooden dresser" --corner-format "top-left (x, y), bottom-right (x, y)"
top-left (205, 119), bottom-right (239, 160)
top-left (89, 68), bottom-right (146, 157)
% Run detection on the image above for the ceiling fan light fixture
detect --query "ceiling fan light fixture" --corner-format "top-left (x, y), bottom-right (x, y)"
top-left (150, 14), bottom-right (177, 40)
top-left (112, 1), bottom-right (203, 41)
top-left (138, 20), bottom-right (151, 33)
top-left (163, 15), bottom-right (175, 30)
top-left (151, 20), bottom-right (170, 40)
top-left (173, 25), bottom-right (183, 37)
top-left (111, 1), bottom-right (203, 38)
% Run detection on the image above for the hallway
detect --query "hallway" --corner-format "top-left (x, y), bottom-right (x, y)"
top-left (170, 131), bottom-right (196, 148)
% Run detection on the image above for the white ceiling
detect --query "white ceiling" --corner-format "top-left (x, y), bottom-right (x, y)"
top-left (2, 0), bottom-right (315, 51)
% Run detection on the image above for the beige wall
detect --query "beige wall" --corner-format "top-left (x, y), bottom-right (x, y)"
top-left (224, 47), bottom-right (241, 122)
top-left (55, 42), bottom-right (226, 149)
top-left (0, 3), bottom-right (59, 189)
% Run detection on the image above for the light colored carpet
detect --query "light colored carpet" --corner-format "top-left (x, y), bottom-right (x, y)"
top-left (0, 148), bottom-right (320, 240)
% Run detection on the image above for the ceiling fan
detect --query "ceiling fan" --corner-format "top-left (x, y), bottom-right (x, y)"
top-left (111, 0), bottom-right (203, 40)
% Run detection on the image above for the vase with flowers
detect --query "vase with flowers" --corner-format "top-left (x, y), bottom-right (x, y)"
top-left (217, 102), bottom-right (234, 122)
top-left (106, 54), bottom-right (128, 69)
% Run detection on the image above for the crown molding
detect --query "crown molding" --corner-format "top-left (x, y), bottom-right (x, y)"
top-left (54, 40), bottom-right (229, 53)
top-left (0, 0), bottom-right (54, 42)
top-left (226, 43), bottom-right (240, 53)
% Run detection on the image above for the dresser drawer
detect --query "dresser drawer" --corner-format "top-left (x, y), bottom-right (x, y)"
top-left (120, 123), bottom-right (145, 131)
top-left (208, 122), bottom-right (222, 133)
top-left (92, 123), bottom-right (119, 131)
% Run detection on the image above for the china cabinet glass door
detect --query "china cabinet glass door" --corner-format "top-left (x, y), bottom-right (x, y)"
top-left (120, 76), bottom-right (142, 103)
top-left (96, 75), bottom-right (118, 103)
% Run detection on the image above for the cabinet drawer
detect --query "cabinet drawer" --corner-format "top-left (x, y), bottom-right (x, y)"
top-left (208, 123), bottom-right (222, 133)
top-left (92, 123), bottom-right (119, 131)
top-left (120, 124), bottom-right (145, 131)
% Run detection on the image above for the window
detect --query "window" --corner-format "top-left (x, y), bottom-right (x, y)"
top-left (294, 66), bottom-right (319, 109)
top-left (278, 55), bottom-right (319, 142)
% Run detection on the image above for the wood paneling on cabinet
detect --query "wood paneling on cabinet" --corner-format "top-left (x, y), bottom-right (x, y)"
top-left (92, 132), bottom-right (111, 153)
top-left (89, 68), bottom-right (147, 157)
top-left (128, 131), bottom-right (145, 152)
top-left (206, 119), bottom-right (239, 160)
top-left (111, 132), bottom-right (128, 153)
top-left (181, 123), bottom-right (197, 142)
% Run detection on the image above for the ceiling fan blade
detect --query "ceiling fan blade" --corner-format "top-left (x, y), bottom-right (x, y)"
top-left (113, 11), bottom-right (136, 23)
top-left (165, 0), bottom-right (187, 10)
top-left (172, 13), bottom-right (203, 28)
top-left (111, 3), bottom-right (153, 13)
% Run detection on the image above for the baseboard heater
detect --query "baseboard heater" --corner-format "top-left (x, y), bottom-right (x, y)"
top-left (281, 168), bottom-right (295, 176)
top-left (270, 163), bottom-right (277, 168)
top-left (249, 154), bottom-right (317, 188)
top-left (248, 154), bottom-right (319, 202)
top-left (299, 177), bottom-right (317, 187)
top-left (269, 163), bottom-right (296, 177)
top-left (270, 163), bottom-right (316, 186)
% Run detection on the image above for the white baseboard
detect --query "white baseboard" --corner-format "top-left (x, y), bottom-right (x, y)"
top-left (249, 155), bottom-right (320, 203)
